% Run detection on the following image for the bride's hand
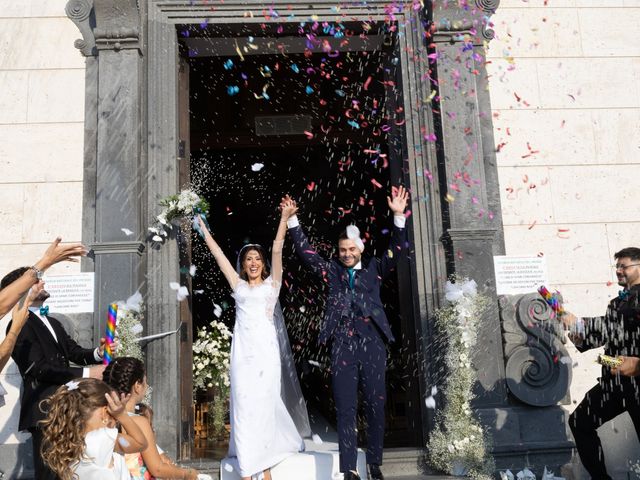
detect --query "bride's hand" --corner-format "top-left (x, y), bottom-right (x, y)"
top-left (280, 196), bottom-right (298, 220)
top-left (196, 215), bottom-right (211, 236)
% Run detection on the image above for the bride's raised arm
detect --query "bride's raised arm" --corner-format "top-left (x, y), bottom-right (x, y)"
top-left (272, 199), bottom-right (298, 285)
top-left (196, 216), bottom-right (239, 290)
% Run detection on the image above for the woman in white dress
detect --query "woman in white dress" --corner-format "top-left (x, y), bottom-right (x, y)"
top-left (40, 378), bottom-right (147, 480)
top-left (197, 200), bottom-right (308, 480)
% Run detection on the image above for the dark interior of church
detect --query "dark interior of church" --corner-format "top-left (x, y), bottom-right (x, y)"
top-left (181, 22), bottom-right (422, 447)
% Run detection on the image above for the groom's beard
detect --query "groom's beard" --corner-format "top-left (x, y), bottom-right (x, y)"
top-left (339, 253), bottom-right (361, 268)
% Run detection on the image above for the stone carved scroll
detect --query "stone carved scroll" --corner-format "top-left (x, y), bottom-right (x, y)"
top-left (499, 293), bottom-right (572, 407)
top-left (66, 0), bottom-right (96, 56)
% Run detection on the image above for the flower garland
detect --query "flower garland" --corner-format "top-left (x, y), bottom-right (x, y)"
top-left (427, 278), bottom-right (494, 479)
top-left (148, 188), bottom-right (210, 242)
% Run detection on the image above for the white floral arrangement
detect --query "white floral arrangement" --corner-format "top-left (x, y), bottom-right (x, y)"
top-left (193, 320), bottom-right (232, 394)
top-left (427, 278), bottom-right (494, 479)
top-left (148, 188), bottom-right (210, 242)
top-left (115, 292), bottom-right (144, 361)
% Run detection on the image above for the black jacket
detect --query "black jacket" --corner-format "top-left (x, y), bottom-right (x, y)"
top-left (579, 284), bottom-right (640, 379)
top-left (289, 220), bottom-right (407, 345)
top-left (8, 311), bottom-right (100, 431)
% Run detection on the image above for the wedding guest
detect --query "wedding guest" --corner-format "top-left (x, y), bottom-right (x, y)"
top-left (2, 270), bottom-right (107, 480)
top-left (0, 237), bottom-right (87, 320)
top-left (40, 378), bottom-right (147, 480)
top-left (0, 281), bottom-right (44, 376)
top-left (562, 247), bottom-right (640, 479)
top-left (103, 357), bottom-right (199, 480)
top-left (282, 186), bottom-right (409, 480)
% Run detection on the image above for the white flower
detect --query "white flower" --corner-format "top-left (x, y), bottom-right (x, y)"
top-left (157, 213), bottom-right (168, 225)
top-left (65, 380), bottom-right (80, 391)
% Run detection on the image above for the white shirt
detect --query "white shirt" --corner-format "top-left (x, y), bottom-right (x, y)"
top-left (29, 307), bottom-right (102, 378)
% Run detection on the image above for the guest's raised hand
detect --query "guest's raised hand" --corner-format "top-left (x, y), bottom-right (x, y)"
top-left (387, 185), bottom-right (409, 215)
top-left (105, 391), bottom-right (131, 420)
top-left (37, 237), bottom-right (88, 270)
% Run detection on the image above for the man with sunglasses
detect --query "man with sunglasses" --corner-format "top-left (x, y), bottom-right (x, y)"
top-left (562, 247), bottom-right (640, 479)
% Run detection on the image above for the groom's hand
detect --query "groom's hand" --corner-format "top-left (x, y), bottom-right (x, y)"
top-left (388, 185), bottom-right (409, 215)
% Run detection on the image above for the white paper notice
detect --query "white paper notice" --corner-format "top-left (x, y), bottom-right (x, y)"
top-left (493, 256), bottom-right (548, 295)
top-left (42, 273), bottom-right (95, 313)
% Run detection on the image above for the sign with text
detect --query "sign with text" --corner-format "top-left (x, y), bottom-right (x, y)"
top-left (493, 256), bottom-right (548, 295)
top-left (42, 273), bottom-right (95, 314)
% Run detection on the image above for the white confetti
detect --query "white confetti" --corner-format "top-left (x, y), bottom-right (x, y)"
top-left (189, 265), bottom-right (197, 277)
top-left (308, 360), bottom-right (321, 367)
top-left (299, 306), bottom-right (306, 313)
top-left (312, 433), bottom-right (323, 445)
top-left (169, 282), bottom-right (189, 301)
top-left (118, 436), bottom-right (130, 448)
top-left (213, 303), bottom-right (223, 318)
top-left (131, 323), bottom-right (143, 335)
top-left (425, 396), bottom-right (436, 409)
top-left (251, 162), bottom-right (264, 172)
top-left (121, 228), bottom-right (133, 236)
top-left (194, 289), bottom-right (204, 295)
top-left (431, 385), bottom-right (438, 396)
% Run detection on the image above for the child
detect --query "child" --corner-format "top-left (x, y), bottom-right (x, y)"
top-left (103, 357), bottom-right (198, 480)
top-left (40, 378), bottom-right (148, 480)
top-left (135, 403), bottom-right (174, 466)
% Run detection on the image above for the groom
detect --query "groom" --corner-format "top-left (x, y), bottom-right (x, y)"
top-left (282, 186), bottom-right (409, 480)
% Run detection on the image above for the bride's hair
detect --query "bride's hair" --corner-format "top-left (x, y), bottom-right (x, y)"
top-left (238, 245), bottom-right (270, 281)
top-left (103, 356), bottom-right (145, 395)
top-left (40, 378), bottom-right (112, 480)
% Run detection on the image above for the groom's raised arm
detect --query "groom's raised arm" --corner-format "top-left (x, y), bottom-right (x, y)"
top-left (380, 186), bottom-right (410, 278)
top-left (379, 214), bottom-right (408, 278)
top-left (287, 215), bottom-right (332, 277)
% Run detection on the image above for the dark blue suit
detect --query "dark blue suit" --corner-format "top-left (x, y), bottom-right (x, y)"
top-left (289, 218), bottom-right (407, 472)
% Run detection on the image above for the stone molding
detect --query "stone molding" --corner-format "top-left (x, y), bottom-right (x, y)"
top-left (428, 0), bottom-right (500, 42)
top-left (89, 241), bottom-right (145, 255)
top-left (499, 293), bottom-right (571, 407)
top-left (65, 0), bottom-right (96, 56)
top-left (66, 0), bottom-right (141, 54)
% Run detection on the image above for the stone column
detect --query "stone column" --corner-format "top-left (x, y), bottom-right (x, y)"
top-left (428, 0), bottom-right (573, 471)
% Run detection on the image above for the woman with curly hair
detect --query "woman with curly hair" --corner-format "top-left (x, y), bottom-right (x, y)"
top-left (103, 357), bottom-right (199, 480)
top-left (40, 377), bottom-right (147, 480)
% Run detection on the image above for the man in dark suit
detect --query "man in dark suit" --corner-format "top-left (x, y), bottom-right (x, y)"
top-left (1, 268), bottom-right (106, 480)
top-left (282, 186), bottom-right (409, 480)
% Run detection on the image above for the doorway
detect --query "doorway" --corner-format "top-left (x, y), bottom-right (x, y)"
top-left (180, 20), bottom-right (423, 450)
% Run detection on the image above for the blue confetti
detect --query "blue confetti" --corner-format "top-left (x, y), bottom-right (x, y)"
top-left (223, 59), bottom-right (233, 70)
top-left (305, 85), bottom-right (314, 94)
top-left (291, 64), bottom-right (299, 73)
top-left (335, 89), bottom-right (346, 97)
top-left (227, 86), bottom-right (240, 96)
top-left (347, 120), bottom-right (360, 129)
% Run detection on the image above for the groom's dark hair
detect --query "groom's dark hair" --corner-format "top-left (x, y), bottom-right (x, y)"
top-left (238, 245), bottom-right (270, 281)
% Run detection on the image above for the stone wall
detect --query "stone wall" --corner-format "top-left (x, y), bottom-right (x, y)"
top-left (0, 0), bottom-right (84, 475)
top-left (488, 1), bottom-right (640, 476)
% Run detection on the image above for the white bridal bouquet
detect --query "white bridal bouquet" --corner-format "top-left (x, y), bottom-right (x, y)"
top-left (148, 188), bottom-right (210, 242)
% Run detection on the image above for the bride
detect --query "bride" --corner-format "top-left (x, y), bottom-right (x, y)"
top-left (196, 199), bottom-right (309, 480)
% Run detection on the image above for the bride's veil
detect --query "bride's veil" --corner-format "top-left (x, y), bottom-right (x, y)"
top-left (236, 245), bottom-right (311, 438)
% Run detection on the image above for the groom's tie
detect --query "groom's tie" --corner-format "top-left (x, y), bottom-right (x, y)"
top-left (347, 268), bottom-right (355, 290)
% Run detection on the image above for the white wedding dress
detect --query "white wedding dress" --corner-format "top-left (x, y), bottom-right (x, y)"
top-left (228, 276), bottom-right (304, 477)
